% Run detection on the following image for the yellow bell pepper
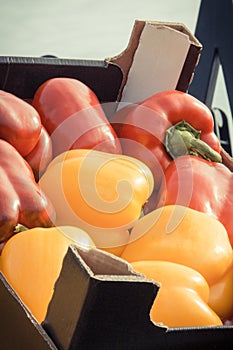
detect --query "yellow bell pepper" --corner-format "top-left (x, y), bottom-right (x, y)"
top-left (209, 263), bottom-right (233, 321)
top-left (121, 205), bottom-right (233, 285)
top-left (0, 226), bottom-right (95, 323)
top-left (39, 149), bottom-right (154, 251)
top-left (131, 260), bottom-right (222, 327)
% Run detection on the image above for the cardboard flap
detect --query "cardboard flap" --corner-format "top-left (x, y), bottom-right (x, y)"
top-left (43, 246), bottom-right (162, 350)
top-left (73, 245), bottom-right (144, 277)
top-left (106, 20), bottom-right (202, 103)
top-left (0, 273), bottom-right (58, 350)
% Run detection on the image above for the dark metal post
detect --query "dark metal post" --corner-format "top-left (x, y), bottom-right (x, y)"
top-left (189, 0), bottom-right (233, 155)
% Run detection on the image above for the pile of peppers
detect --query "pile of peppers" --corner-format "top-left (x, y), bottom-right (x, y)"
top-left (121, 204), bottom-right (233, 325)
top-left (110, 89), bottom-right (233, 325)
top-left (0, 78), bottom-right (122, 244)
top-left (1, 80), bottom-right (233, 328)
top-left (111, 89), bottom-right (233, 247)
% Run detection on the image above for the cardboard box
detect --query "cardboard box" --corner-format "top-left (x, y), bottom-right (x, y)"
top-left (43, 246), bottom-right (233, 350)
top-left (0, 20), bottom-right (232, 349)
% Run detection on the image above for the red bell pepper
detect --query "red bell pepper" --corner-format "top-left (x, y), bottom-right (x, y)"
top-left (0, 90), bottom-right (41, 157)
top-left (157, 155), bottom-right (233, 248)
top-left (24, 125), bottom-right (53, 181)
top-left (32, 77), bottom-right (122, 157)
top-left (0, 139), bottom-right (55, 243)
top-left (112, 90), bottom-right (221, 194)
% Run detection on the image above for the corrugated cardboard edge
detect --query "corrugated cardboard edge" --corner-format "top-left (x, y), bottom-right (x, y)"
top-left (105, 19), bottom-right (202, 101)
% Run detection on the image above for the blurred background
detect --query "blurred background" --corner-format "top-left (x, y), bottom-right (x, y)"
top-left (0, 0), bottom-right (232, 153)
top-left (0, 0), bottom-right (201, 59)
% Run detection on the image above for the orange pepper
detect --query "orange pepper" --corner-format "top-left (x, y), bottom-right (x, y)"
top-left (131, 260), bottom-right (222, 327)
top-left (209, 263), bottom-right (233, 321)
top-left (0, 226), bottom-right (95, 323)
top-left (39, 149), bottom-right (153, 251)
top-left (121, 205), bottom-right (233, 285)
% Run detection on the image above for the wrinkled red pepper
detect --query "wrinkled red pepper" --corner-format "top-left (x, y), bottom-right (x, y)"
top-left (112, 90), bottom-right (221, 193)
top-left (24, 125), bottom-right (53, 181)
top-left (0, 90), bottom-right (52, 181)
top-left (157, 155), bottom-right (233, 248)
top-left (0, 90), bottom-right (41, 157)
top-left (32, 77), bottom-right (122, 157)
top-left (0, 139), bottom-right (55, 243)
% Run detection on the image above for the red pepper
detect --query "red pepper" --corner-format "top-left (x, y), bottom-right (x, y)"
top-left (112, 90), bottom-right (221, 194)
top-left (0, 90), bottom-right (41, 157)
top-left (24, 126), bottom-right (53, 181)
top-left (0, 139), bottom-right (55, 243)
top-left (157, 155), bottom-right (233, 248)
top-left (32, 77), bottom-right (122, 158)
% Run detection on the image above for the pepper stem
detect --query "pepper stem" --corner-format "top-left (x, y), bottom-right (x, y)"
top-left (14, 224), bottom-right (28, 233)
top-left (165, 120), bottom-right (222, 163)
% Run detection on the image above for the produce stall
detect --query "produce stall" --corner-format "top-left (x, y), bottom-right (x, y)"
top-left (0, 4), bottom-right (233, 349)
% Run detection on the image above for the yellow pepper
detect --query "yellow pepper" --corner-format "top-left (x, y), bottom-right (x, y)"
top-left (121, 205), bottom-right (233, 285)
top-left (39, 149), bottom-right (154, 251)
top-left (131, 260), bottom-right (222, 327)
top-left (209, 263), bottom-right (233, 321)
top-left (0, 226), bottom-right (95, 323)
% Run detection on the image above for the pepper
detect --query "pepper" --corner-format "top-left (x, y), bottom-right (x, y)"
top-left (0, 226), bottom-right (95, 323)
top-left (0, 139), bottom-right (55, 242)
top-left (121, 205), bottom-right (233, 286)
top-left (209, 263), bottom-right (233, 321)
top-left (111, 90), bottom-right (221, 205)
top-left (24, 125), bottom-right (53, 181)
top-left (131, 260), bottom-right (222, 327)
top-left (0, 89), bottom-right (41, 157)
top-left (39, 149), bottom-right (154, 249)
top-left (32, 77), bottom-right (122, 158)
top-left (157, 155), bottom-right (233, 248)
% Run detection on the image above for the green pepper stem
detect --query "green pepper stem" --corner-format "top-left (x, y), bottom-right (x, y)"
top-left (14, 224), bottom-right (28, 233)
top-left (165, 120), bottom-right (222, 163)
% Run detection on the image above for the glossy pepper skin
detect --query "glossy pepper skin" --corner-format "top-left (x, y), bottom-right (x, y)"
top-left (39, 149), bottom-right (154, 238)
top-left (209, 263), bottom-right (233, 321)
top-left (0, 139), bottom-right (55, 243)
top-left (0, 90), bottom-right (41, 157)
top-left (131, 260), bottom-right (222, 328)
top-left (24, 125), bottom-right (53, 181)
top-left (157, 155), bottom-right (233, 248)
top-left (111, 90), bottom-right (221, 194)
top-left (121, 205), bottom-right (233, 286)
top-left (32, 77), bottom-right (122, 158)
